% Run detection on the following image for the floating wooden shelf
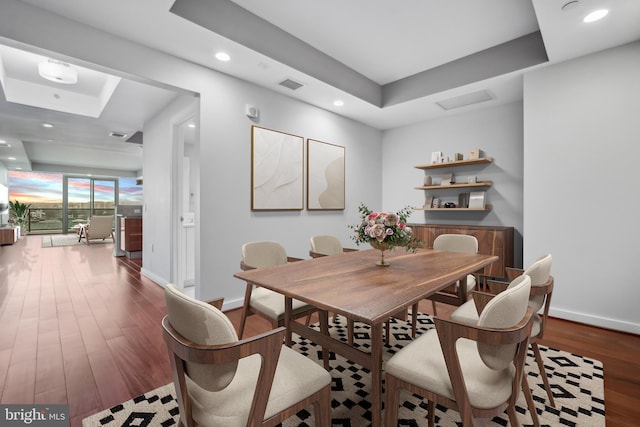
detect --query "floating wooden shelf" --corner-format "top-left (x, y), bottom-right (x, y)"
top-left (415, 157), bottom-right (493, 170)
top-left (415, 204), bottom-right (492, 212)
top-left (414, 181), bottom-right (493, 190)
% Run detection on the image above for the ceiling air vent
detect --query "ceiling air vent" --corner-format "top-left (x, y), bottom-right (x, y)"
top-left (109, 131), bottom-right (128, 139)
top-left (278, 78), bottom-right (304, 91)
top-left (436, 90), bottom-right (494, 111)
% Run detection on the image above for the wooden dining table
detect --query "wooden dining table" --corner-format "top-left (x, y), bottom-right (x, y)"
top-left (234, 247), bottom-right (498, 427)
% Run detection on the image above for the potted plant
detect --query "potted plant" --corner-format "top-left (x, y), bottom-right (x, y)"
top-left (9, 200), bottom-right (31, 236)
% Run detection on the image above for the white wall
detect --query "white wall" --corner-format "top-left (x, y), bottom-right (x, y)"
top-left (0, 0), bottom-right (382, 307)
top-left (198, 78), bottom-right (382, 304)
top-left (524, 41), bottom-right (640, 334)
top-left (382, 102), bottom-right (525, 267)
top-left (140, 95), bottom-right (196, 286)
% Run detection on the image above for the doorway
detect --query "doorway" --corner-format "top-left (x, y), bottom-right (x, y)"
top-left (172, 108), bottom-right (199, 296)
top-left (63, 176), bottom-right (117, 233)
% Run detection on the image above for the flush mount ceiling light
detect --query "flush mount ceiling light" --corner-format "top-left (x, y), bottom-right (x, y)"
top-left (215, 52), bottom-right (230, 62)
top-left (42, 122), bottom-right (54, 128)
top-left (584, 9), bottom-right (608, 22)
top-left (333, 100), bottom-right (344, 107)
top-left (38, 59), bottom-right (78, 84)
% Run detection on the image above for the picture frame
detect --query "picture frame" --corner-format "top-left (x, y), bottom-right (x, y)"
top-left (251, 126), bottom-right (304, 210)
top-left (306, 139), bottom-right (345, 210)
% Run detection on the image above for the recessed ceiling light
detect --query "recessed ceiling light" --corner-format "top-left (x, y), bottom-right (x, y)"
top-left (215, 52), bottom-right (231, 62)
top-left (188, 123), bottom-right (196, 128)
top-left (7, 157), bottom-right (16, 160)
top-left (0, 143), bottom-right (11, 148)
top-left (42, 122), bottom-right (54, 128)
top-left (47, 139), bottom-right (54, 142)
top-left (0, 139), bottom-right (5, 144)
top-left (333, 100), bottom-right (344, 107)
top-left (584, 9), bottom-right (608, 22)
top-left (38, 59), bottom-right (78, 84)
top-left (15, 167), bottom-right (22, 170)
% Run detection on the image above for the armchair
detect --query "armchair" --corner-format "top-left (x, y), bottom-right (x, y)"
top-left (237, 241), bottom-right (316, 338)
top-left (82, 215), bottom-right (114, 245)
top-left (451, 254), bottom-right (555, 408)
top-left (385, 275), bottom-right (538, 427)
top-left (162, 284), bottom-right (331, 427)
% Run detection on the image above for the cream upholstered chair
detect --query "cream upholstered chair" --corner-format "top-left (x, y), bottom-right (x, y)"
top-left (451, 254), bottom-right (555, 408)
top-left (385, 275), bottom-right (537, 427)
top-left (309, 235), bottom-right (357, 258)
top-left (162, 284), bottom-right (331, 427)
top-left (411, 234), bottom-right (479, 337)
top-left (83, 215), bottom-right (114, 245)
top-left (238, 241), bottom-right (316, 338)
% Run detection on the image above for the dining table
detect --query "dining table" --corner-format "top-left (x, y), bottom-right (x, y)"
top-left (234, 246), bottom-right (498, 427)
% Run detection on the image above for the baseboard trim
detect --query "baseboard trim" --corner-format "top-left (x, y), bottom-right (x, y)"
top-left (140, 268), bottom-right (168, 287)
top-left (550, 307), bottom-right (640, 335)
top-left (222, 297), bottom-right (244, 312)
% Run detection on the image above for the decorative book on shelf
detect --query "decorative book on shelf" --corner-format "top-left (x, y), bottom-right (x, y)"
top-left (468, 191), bottom-right (486, 209)
top-left (458, 193), bottom-right (468, 209)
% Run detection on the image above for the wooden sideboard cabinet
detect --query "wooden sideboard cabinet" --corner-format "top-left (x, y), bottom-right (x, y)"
top-left (123, 217), bottom-right (142, 252)
top-left (0, 227), bottom-right (16, 245)
top-left (409, 223), bottom-right (514, 278)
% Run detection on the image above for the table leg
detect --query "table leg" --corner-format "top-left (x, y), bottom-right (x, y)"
top-left (319, 310), bottom-right (330, 370)
top-left (370, 322), bottom-right (384, 427)
top-left (284, 296), bottom-right (293, 347)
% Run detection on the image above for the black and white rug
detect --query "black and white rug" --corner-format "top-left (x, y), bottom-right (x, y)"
top-left (82, 313), bottom-right (605, 427)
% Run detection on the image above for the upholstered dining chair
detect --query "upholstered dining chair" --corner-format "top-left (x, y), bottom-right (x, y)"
top-left (162, 284), bottom-right (331, 427)
top-left (309, 235), bottom-right (357, 258)
top-left (82, 215), bottom-right (114, 245)
top-left (410, 234), bottom-right (479, 337)
top-left (385, 275), bottom-right (538, 427)
top-left (238, 240), bottom-right (316, 338)
top-left (450, 254), bottom-right (555, 408)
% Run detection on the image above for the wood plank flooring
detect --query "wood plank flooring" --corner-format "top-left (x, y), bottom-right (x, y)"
top-left (1, 235), bottom-right (639, 426)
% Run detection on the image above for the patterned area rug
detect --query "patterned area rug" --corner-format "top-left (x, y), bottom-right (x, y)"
top-left (82, 313), bottom-right (605, 427)
top-left (41, 234), bottom-right (113, 248)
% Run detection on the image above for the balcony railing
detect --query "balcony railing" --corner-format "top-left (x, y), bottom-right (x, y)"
top-left (27, 208), bottom-right (115, 234)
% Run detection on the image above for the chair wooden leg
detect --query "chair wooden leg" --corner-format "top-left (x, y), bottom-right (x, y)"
top-left (385, 319), bottom-right (390, 345)
top-left (427, 400), bottom-right (435, 427)
top-left (532, 341), bottom-right (556, 407)
top-left (304, 312), bottom-right (312, 326)
top-left (347, 317), bottom-right (355, 346)
top-left (411, 303), bottom-right (418, 338)
top-left (521, 374), bottom-right (541, 427)
top-left (431, 300), bottom-right (438, 316)
top-left (383, 374), bottom-right (401, 427)
top-left (313, 385), bottom-right (332, 427)
top-left (507, 403), bottom-right (521, 427)
top-left (238, 284), bottom-right (254, 338)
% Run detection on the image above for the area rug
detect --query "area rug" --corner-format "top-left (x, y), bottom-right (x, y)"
top-left (82, 313), bottom-right (605, 427)
top-left (41, 234), bottom-right (113, 248)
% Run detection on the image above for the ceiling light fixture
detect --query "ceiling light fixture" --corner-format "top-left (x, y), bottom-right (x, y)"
top-left (7, 157), bottom-right (16, 160)
top-left (215, 52), bottom-right (231, 62)
top-left (38, 59), bottom-right (78, 84)
top-left (42, 122), bottom-right (54, 128)
top-left (188, 123), bottom-right (196, 128)
top-left (333, 100), bottom-right (344, 107)
top-left (583, 9), bottom-right (608, 22)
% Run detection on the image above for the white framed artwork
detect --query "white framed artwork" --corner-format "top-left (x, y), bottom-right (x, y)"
top-left (251, 126), bottom-right (304, 210)
top-left (306, 139), bottom-right (345, 210)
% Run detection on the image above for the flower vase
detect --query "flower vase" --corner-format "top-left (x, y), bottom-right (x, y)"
top-left (370, 241), bottom-right (391, 267)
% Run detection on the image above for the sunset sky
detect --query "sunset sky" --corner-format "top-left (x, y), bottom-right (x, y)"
top-left (8, 171), bottom-right (143, 205)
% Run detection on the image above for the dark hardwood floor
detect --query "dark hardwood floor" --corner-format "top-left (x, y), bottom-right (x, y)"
top-left (1, 235), bottom-right (639, 426)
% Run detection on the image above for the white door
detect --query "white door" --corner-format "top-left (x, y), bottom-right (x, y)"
top-left (173, 111), bottom-right (198, 293)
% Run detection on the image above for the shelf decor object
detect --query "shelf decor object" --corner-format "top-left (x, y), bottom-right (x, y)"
top-left (251, 125), bottom-right (303, 210)
top-left (307, 139), bottom-right (345, 210)
top-left (349, 203), bottom-right (421, 267)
